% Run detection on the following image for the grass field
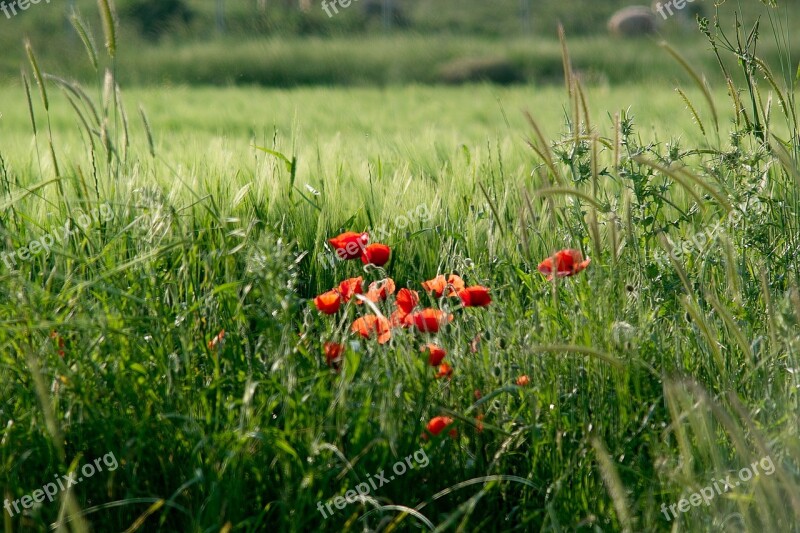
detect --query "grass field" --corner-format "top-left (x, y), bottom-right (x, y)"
top-left (2, 3), bottom-right (800, 533)
top-left (0, 83), bottom-right (718, 167)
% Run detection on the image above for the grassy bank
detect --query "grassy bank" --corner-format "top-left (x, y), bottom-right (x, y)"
top-left (4, 32), bottom-right (800, 88)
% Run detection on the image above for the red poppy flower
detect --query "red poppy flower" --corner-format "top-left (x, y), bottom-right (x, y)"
top-left (447, 274), bottom-right (465, 293)
top-left (396, 288), bottom-right (420, 315)
top-left (421, 343), bottom-right (447, 366)
top-left (537, 249), bottom-right (591, 280)
top-left (314, 290), bottom-right (342, 314)
top-left (421, 275), bottom-right (446, 296)
top-left (457, 285), bottom-right (491, 307)
top-left (426, 416), bottom-right (455, 437)
top-left (410, 309), bottom-right (453, 333)
top-left (391, 288), bottom-right (420, 327)
top-left (328, 232), bottom-right (369, 260)
top-left (516, 375), bottom-right (530, 386)
top-left (390, 309), bottom-right (414, 328)
top-left (208, 329), bottom-right (225, 350)
top-left (435, 362), bottom-right (453, 379)
top-left (361, 278), bottom-right (396, 303)
top-left (324, 342), bottom-right (345, 368)
top-left (337, 277), bottom-right (363, 302)
top-left (475, 414), bottom-right (485, 433)
top-left (360, 243), bottom-right (391, 266)
top-left (50, 330), bottom-right (66, 358)
top-left (351, 315), bottom-right (392, 344)
top-left (421, 274), bottom-right (465, 298)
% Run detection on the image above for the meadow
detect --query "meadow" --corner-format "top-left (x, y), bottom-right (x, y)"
top-left (2, 2), bottom-right (800, 533)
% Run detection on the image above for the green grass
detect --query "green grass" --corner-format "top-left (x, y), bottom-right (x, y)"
top-left (2, 5), bottom-right (800, 533)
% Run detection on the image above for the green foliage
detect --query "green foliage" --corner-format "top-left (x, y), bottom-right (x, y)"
top-left (120, 0), bottom-right (194, 39)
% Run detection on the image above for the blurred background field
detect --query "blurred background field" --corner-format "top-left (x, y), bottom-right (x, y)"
top-left (0, 0), bottom-right (798, 86)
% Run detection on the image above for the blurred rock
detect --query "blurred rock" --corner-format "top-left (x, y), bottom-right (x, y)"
top-left (608, 6), bottom-right (657, 37)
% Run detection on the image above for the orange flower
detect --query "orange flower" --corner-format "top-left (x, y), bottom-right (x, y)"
top-left (208, 329), bottom-right (225, 350)
top-left (360, 243), bottom-right (391, 266)
top-left (361, 278), bottom-right (396, 303)
top-left (457, 286), bottom-right (491, 307)
top-left (351, 315), bottom-right (392, 344)
top-left (328, 231), bottom-right (369, 260)
top-left (435, 362), bottom-right (453, 379)
top-left (337, 277), bottom-right (363, 302)
top-left (324, 342), bottom-right (345, 368)
top-left (421, 343), bottom-right (447, 366)
top-left (475, 413), bottom-right (485, 433)
top-left (426, 416), bottom-right (455, 437)
top-left (314, 290), bottom-right (342, 314)
top-left (516, 375), bottom-right (530, 386)
top-left (410, 309), bottom-right (453, 333)
top-left (537, 249), bottom-right (591, 280)
top-left (421, 274), bottom-right (465, 298)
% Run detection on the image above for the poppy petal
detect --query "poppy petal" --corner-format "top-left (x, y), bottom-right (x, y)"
top-left (411, 309), bottom-right (453, 333)
top-left (538, 249), bottom-right (590, 279)
top-left (457, 286), bottom-right (491, 307)
top-left (446, 274), bottom-right (465, 296)
top-left (324, 342), bottom-right (345, 369)
top-left (435, 362), bottom-right (454, 379)
top-left (314, 290), bottom-right (342, 314)
top-left (361, 278), bottom-right (396, 303)
top-left (396, 288), bottom-right (420, 314)
top-left (426, 416), bottom-right (454, 436)
top-left (360, 243), bottom-right (391, 266)
top-left (351, 315), bottom-right (392, 343)
top-left (421, 343), bottom-right (447, 366)
top-left (421, 275), bottom-right (447, 298)
top-left (338, 277), bottom-right (364, 302)
top-left (328, 232), bottom-right (369, 260)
